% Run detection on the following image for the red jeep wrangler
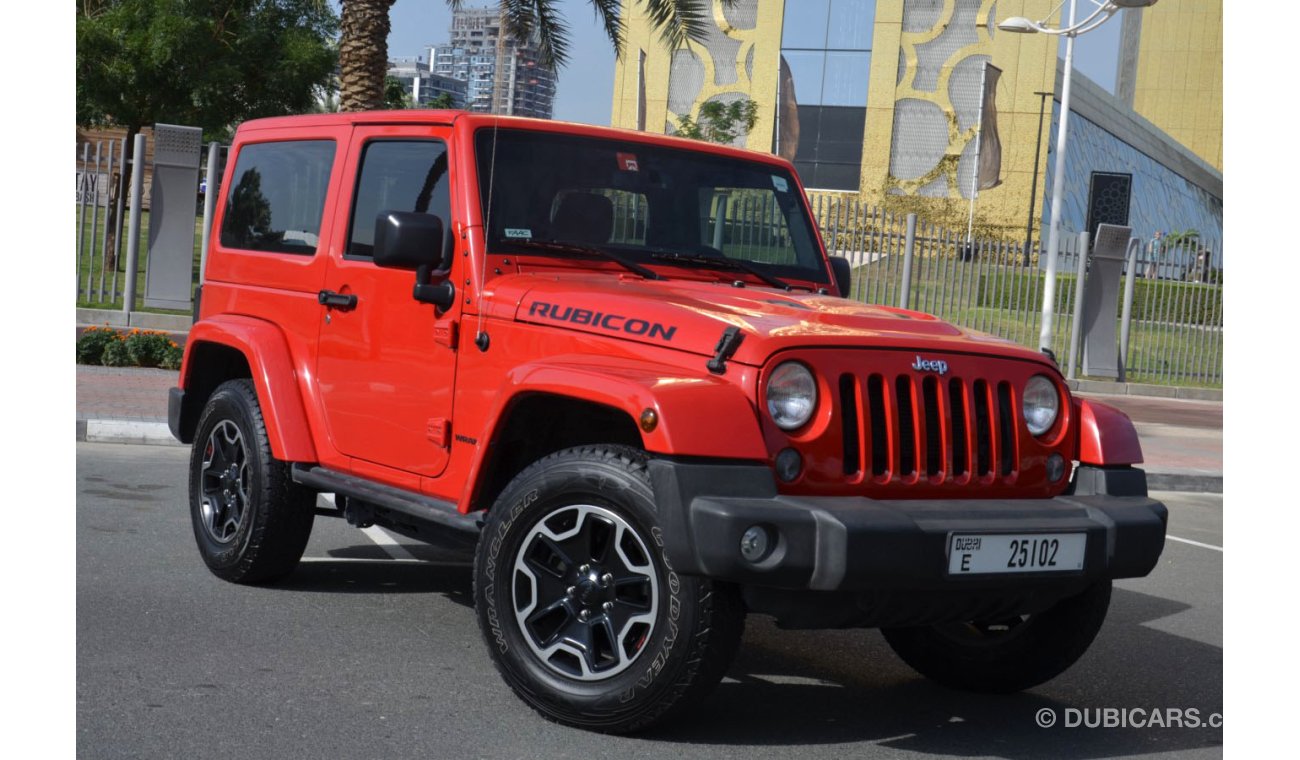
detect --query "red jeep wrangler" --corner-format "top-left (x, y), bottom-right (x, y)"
top-left (169, 111), bottom-right (1166, 733)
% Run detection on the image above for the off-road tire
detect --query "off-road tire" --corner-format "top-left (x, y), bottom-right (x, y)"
top-left (474, 445), bottom-right (744, 734)
top-left (882, 580), bottom-right (1112, 693)
top-left (188, 379), bottom-right (314, 584)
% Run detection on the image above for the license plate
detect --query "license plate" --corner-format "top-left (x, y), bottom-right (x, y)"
top-left (947, 533), bottom-right (1086, 575)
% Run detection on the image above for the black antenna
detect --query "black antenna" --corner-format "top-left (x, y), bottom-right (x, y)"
top-left (475, 116), bottom-right (501, 352)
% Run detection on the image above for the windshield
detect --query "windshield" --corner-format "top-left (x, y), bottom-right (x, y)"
top-left (474, 128), bottom-right (828, 285)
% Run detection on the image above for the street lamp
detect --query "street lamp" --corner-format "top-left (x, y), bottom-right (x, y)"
top-left (998, 0), bottom-right (1158, 354)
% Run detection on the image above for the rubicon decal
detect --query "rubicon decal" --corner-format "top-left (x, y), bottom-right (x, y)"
top-left (528, 301), bottom-right (677, 341)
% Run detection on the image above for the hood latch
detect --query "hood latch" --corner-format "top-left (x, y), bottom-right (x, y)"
top-left (706, 326), bottom-right (746, 375)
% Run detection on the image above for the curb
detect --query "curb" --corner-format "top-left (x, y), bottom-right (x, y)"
top-left (1146, 472), bottom-right (1223, 494)
top-left (76, 308), bottom-right (191, 333)
top-left (1067, 378), bottom-right (1222, 402)
top-left (78, 418), bottom-right (184, 447)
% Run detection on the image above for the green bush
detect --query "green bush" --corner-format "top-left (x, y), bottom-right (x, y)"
top-left (76, 327), bottom-right (183, 369)
top-left (101, 338), bottom-right (132, 366)
top-left (76, 327), bottom-right (118, 365)
top-left (125, 331), bottom-right (176, 368)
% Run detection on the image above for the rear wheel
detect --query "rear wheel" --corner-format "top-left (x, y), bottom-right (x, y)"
top-left (882, 580), bottom-right (1112, 693)
top-left (474, 445), bottom-right (744, 733)
top-left (188, 379), bottom-right (314, 584)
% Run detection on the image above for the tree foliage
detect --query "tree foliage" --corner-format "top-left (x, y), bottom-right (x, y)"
top-left (384, 76), bottom-right (410, 109)
top-left (1165, 229), bottom-right (1201, 248)
top-left (675, 99), bottom-right (759, 145)
top-left (428, 92), bottom-right (456, 109)
top-left (77, 0), bottom-right (339, 140)
top-left (338, 0), bottom-right (731, 112)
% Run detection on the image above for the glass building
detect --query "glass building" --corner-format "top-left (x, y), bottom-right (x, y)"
top-left (610, 1), bottom-right (1222, 248)
top-left (777, 0), bottom-right (875, 190)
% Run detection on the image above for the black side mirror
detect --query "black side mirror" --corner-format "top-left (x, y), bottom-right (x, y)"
top-left (829, 256), bottom-right (853, 298)
top-left (374, 211), bottom-right (455, 310)
top-left (374, 211), bottom-right (442, 269)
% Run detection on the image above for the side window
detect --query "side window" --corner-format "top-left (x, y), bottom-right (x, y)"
top-left (347, 140), bottom-right (451, 258)
top-left (219, 140), bottom-right (334, 255)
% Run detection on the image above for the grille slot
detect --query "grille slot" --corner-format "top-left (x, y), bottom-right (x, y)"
top-left (998, 381), bottom-right (1016, 476)
top-left (839, 374), bottom-right (861, 476)
top-left (867, 374), bottom-right (888, 477)
top-left (973, 380), bottom-right (992, 476)
top-left (894, 376), bottom-right (917, 477)
top-left (948, 379), bottom-right (968, 477)
top-left (922, 376), bottom-right (942, 477)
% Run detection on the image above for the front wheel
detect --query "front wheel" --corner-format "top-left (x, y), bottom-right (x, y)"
top-left (188, 379), bottom-right (314, 584)
top-left (474, 445), bottom-right (744, 733)
top-left (882, 580), bottom-right (1112, 693)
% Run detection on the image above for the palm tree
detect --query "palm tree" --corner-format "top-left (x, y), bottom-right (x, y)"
top-left (338, 0), bottom-right (725, 112)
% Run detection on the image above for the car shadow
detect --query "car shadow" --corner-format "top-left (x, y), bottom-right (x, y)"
top-left (645, 587), bottom-right (1221, 757)
top-left (271, 547), bottom-right (474, 607)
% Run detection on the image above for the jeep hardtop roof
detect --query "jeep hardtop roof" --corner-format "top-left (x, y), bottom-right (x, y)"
top-left (234, 110), bottom-right (797, 172)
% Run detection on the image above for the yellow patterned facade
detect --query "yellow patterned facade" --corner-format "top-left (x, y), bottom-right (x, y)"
top-left (610, 0), bottom-right (785, 153)
top-left (1130, 1), bottom-right (1222, 170)
top-left (611, 1), bottom-right (1064, 235)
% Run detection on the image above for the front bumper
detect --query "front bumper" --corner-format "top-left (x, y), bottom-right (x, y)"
top-left (649, 461), bottom-right (1167, 594)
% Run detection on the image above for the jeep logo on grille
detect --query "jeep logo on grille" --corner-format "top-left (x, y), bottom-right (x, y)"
top-left (911, 355), bottom-right (949, 375)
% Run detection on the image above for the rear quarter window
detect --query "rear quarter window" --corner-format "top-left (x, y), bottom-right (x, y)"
top-left (219, 140), bottom-right (335, 255)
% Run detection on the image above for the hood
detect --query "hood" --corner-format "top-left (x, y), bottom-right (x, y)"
top-left (488, 273), bottom-right (1055, 369)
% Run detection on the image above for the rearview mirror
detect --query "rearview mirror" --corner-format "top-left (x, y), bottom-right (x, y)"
top-left (830, 256), bottom-right (853, 298)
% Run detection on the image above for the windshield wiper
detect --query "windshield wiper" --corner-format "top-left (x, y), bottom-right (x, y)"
top-left (649, 251), bottom-right (798, 291)
top-left (509, 239), bottom-right (662, 281)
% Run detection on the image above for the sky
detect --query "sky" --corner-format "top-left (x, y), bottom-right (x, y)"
top-left (367, 0), bottom-right (1123, 127)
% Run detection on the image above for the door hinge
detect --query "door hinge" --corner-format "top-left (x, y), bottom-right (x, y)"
top-left (426, 418), bottom-right (450, 448)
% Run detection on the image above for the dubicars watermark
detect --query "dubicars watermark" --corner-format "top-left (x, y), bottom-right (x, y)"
top-left (1035, 707), bottom-right (1222, 729)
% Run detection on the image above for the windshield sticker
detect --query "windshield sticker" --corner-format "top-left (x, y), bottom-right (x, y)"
top-left (616, 152), bottom-right (640, 172)
top-left (504, 228), bottom-right (533, 239)
top-left (771, 175), bottom-right (789, 193)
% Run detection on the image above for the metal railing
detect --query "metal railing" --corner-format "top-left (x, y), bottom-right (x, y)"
top-left (75, 137), bottom-right (130, 307)
top-left (805, 195), bottom-right (1222, 388)
top-left (75, 136), bottom-right (224, 312)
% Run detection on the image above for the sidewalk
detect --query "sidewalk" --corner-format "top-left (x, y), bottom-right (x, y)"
top-left (75, 365), bottom-right (1223, 493)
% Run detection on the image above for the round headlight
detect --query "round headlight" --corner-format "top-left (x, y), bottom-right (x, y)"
top-left (766, 362), bottom-right (817, 430)
top-left (1023, 375), bottom-right (1060, 436)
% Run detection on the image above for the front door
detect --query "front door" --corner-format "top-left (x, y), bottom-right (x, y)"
top-left (315, 126), bottom-right (461, 479)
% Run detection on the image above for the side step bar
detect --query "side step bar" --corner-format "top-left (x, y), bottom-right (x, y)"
top-left (291, 464), bottom-right (483, 536)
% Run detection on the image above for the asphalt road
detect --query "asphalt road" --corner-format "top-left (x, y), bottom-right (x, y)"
top-left (77, 443), bottom-right (1222, 759)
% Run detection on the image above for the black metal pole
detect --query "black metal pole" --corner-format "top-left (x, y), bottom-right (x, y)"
top-left (1023, 91), bottom-right (1052, 266)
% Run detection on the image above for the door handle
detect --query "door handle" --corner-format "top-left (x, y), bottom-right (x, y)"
top-left (318, 290), bottom-right (358, 310)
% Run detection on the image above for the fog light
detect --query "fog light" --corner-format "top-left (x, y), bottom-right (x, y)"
top-left (740, 525), bottom-right (773, 563)
top-left (775, 447), bottom-right (802, 482)
top-left (1046, 453), bottom-right (1066, 482)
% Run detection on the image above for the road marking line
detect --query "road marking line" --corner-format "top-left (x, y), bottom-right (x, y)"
top-left (318, 492), bottom-right (418, 560)
top-left (361, 526), bottom-right (418, 560)
top-left (1166, 534), bottom-right (1223, 552)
